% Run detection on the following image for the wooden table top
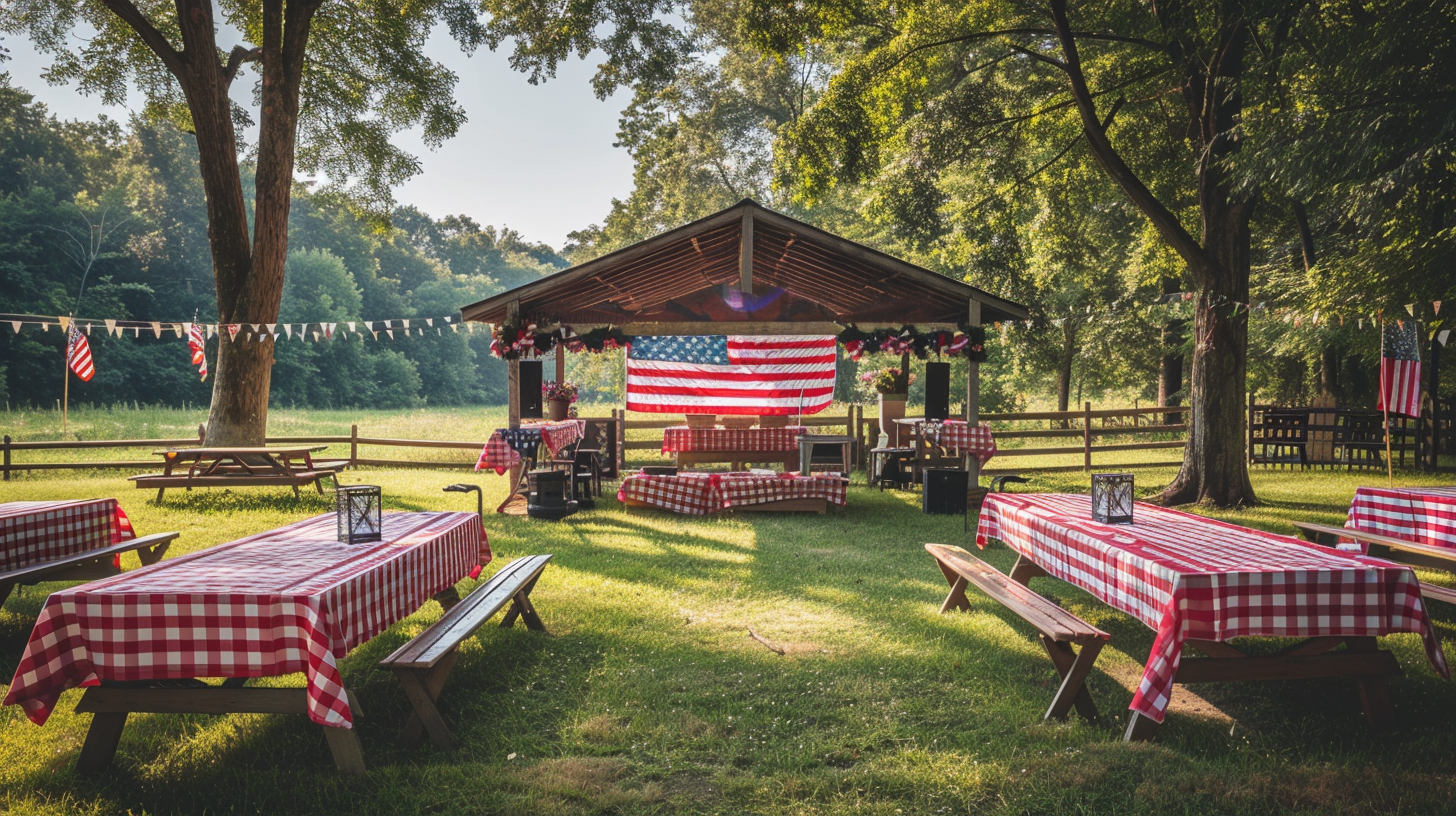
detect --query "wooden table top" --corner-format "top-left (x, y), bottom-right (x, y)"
top-left (152, 445), bottom-right (329, 457)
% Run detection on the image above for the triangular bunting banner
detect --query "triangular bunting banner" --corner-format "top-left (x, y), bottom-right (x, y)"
top-left (150, 322), bottom-right (162, 338)
top-left (228, 324), bottom-right (241, 341)
top-left (105, 319), bottom-right (118, 336)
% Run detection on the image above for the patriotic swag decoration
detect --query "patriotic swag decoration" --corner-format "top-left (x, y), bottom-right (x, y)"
top-left (626, 335), bottom-right (837, 416)
top-left (187, 322), bottom-right (208, 381)
top-left (65, 323), bottom-right (94, 382)
top-left (1379, 320), bottom-right (1422, 417)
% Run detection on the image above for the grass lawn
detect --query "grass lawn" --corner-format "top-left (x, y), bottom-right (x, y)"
top-left (1, 415), bottom-right (1454, 814)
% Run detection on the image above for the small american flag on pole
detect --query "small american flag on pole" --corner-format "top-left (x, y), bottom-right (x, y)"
top-left (626, 335), bottom-right (837, 415)
top-left (188, 321), bottom-right (209, 381)
top-left (1379, 320), bottom-right (1422, 417)
top-left (66, 323), bottom-right (95, 382)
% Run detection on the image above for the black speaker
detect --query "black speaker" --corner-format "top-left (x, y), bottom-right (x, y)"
top-left (923, 468), bottom-right (969, 515)
top-left (925, 361), bottom-right (951, 420)
top-left (519, 360), bottom-right (543, 418)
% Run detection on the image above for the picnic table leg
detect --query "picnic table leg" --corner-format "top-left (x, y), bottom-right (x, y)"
top-left (322, 724), bottom-right (367, 773)
top-left (433, 586), bottom-right (462, 611)
top-left (1041, 636), bottom-right (1102, 721)
top-left (395, 651), bottom-right (460, 750)
top-left (0, 582), bottom-right (12, 609)
top-left (1007, 555), bottom-right (1048, 586)
top-left (76, 712), bottom-right (129, 774)
top-left (1123, 711), bottom-right (1160, 742)
top-left (1346, 637), bottom-right (1395, 728)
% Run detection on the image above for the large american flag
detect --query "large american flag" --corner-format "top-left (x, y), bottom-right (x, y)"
top-left (66, 323), bottom-right (94, 382)
top-left (1379, 320), bottom-right (1422, 417)
top-left (626, 335), bottom-right (837, 415)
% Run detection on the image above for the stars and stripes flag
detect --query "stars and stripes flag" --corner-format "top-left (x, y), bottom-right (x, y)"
top-left (65, 323), bottom-right (94, 382)
top-left (626, 335), bottom-right (837, 415)
top-left (187, 321), bottom-right (208, 381)
top-left (1379, 319), bottom-right (1422, 417)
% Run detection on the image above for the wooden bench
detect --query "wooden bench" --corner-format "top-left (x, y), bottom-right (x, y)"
top-left (1291, 521), bottom-right (1456, 606)
top-left (0, 532), bottom-right (179, 609)
top-left (378, 554), bottom-right (553, 750)
top-left (925, 543), bottom-right (1109, 721)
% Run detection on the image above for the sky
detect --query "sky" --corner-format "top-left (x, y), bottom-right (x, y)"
top-left (2, 29), bottom-right (638, 250)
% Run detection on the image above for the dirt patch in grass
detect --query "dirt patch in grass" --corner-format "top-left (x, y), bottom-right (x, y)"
top-left (509, 757), bottom-right (663, 813)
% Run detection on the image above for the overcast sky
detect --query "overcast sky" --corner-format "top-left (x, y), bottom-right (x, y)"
top-left (2, 31), bottom-right (637, 250)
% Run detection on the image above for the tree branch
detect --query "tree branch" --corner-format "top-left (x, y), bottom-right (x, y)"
top-left (868, 28), bottom-right (1163, 82)
top-left (223, 45), bottom-right (263, 87)
top-left (1009, 44), bottom-right (1067, 72)
top-left (96, 0), bottom-right (184, 76)
top-left (1047, 0), bottom-right (1206, 270)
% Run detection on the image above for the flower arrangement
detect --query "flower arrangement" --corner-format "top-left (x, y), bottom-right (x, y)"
top-left (860, 367), bottom-right (916, 396)
top-left (542, 381), bottom-right (579, 403)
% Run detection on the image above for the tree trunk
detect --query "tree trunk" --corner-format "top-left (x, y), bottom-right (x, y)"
top-left (1158, 277), bottom-right (1184, 420)
top-left (1056, 321), bottom-right (1076, 425)
top-left (1319, 344), bottom-right (1339, 398)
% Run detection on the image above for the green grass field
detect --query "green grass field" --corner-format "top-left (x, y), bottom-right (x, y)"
top-left (1, 409), bottom-right (1454, 815)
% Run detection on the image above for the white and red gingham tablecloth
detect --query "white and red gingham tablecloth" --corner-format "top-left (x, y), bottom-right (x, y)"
top-left (618, 471), bottom-right (849, 514)
top-left (976, 493), bottom-right (1448, 723)
top-left (4, 511), bottom-right (488, 729)
top-left (1347, 485), bottom-right (1456, 551)
top-left (1, 500), bottom-right (136, 573)
top-left (660, 426), bottom-right (809, 454)
top-left (476, 419), bottom-right (586, 474)
top-left (926, 420), bottom-right (998, 466)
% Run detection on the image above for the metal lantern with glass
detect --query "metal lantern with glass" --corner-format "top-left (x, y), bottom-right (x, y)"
top-left (1090, 473), bottom-right (1135, 524)
top-left (336, 484), bottom-right (383, 543)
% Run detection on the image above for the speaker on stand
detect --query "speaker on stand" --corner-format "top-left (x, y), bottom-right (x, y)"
top-left (924, 361), bottom-right (951, 421)
top-left (519, 360), bottom-right (543, 418)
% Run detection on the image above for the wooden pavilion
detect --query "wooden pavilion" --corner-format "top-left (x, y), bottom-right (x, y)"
top-left (460, 199), bottom-right (1028, 475)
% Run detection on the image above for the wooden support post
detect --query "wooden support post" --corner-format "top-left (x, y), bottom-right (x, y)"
top-left (506, 302), bottom-right (521, 430)
top-left (350, 424), bottom-right (358, 468)
top-left (2, 434), bottom-right (9, 481)
top-left (555, 342), bottom-right (565, 383)
top-left (966, 300), bottom-right (982, 485)
top-left (1248, 391), bottom-right (1256, 464)
top-left (739, 209), bottom-right (754, 295)
top-left (1083, 401), bottom-right (1093, 471)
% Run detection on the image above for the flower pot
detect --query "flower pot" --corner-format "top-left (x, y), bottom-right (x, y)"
top-left (878, 395), bottom-right (908, 445)
top-left (547, 399), bottom-right (570, 421)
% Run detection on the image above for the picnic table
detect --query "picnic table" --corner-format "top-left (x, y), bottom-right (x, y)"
top-left (618, 470), bottom-right (849, 514)
top-left (475, 420), bottom-right (586, 513)
top-left (0, 499), bottom-right (176, 609)
top-left (660, 425), bottom-right (808, 470)
top-left (975, 493), bottom-right (1448, 740)
top-left (1347, 485), bottom-right (1456, 550)
top-left (3, 510), bottom-right (488, 774)
top-left (894, 418), bottom-right (998, 482)
top-left (128, 445), bottom-right (343, 501)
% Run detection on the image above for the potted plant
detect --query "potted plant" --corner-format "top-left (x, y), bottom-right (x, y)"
top-left (542, 381), bottom-right (579, 421)
top-left (861, 364), bottom-right (916, 444)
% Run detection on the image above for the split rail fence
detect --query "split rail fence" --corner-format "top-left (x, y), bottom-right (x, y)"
top-left (3, 403), bottom-right (1191, 480)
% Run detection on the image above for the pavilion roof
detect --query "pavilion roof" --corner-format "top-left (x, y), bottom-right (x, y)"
top-left (459, 199), bottom-right (1028, 332)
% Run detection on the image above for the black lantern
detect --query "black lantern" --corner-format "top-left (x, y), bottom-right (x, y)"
top-left (336, 484), bottom-right (383, 543)
top-left (1090, 473), bottom-right (1135, 524)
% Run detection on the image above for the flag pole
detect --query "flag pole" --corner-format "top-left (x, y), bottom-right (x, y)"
top-left (1379, 320), bottom-right (1394, 487)
top-left (62, 318), bottom-right (71, 437)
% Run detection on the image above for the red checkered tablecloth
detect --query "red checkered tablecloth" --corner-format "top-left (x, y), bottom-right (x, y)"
top-left (618, 472), bottom-right (723, 515)
top-left (1347, 486), bottom-right (1456, 551)
top-left (475, 420), bottom-right (586, 474)
top-left (661, 426), bottom-right (809, 454)
top-left (928, 421), bottom-right (998, 466)
top-left (618, 471), bottom-right (848, 514)
top-left (4, 511), bottom-right (488, 729)
top-left (718, 473), bottom-right (849, 509)
top-left (975, 493), bottom-right (1447, 723)
top-left (0, 500), bottom-right (136, 573)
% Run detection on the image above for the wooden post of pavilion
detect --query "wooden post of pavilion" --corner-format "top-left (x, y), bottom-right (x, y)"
top-left (966, 299), bottom-right (982, 485)
top-left (506, 300), bottom-right (522, 431)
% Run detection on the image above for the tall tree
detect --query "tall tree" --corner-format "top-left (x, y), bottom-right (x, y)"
top-left (3, 1), bottom-right (486, 444)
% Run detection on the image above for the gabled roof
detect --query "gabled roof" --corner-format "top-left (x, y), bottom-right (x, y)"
top-left (459, 199), bottom-right (1028, 330)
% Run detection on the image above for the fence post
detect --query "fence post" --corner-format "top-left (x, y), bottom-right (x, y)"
top-left (3, 435), bottom-right (10, 481)
top-left (1247, 391), bottom-right (1256, 464)
top-left (350, 424), bottom-right (358, 468)
top-left (1083, 401), bottom-right (1092, 471)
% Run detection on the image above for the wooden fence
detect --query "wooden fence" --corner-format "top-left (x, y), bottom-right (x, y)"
top-left (2, 404), bottom-right (1190, 479)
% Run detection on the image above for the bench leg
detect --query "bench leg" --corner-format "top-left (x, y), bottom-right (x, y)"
top-left (136, 542), bottom-right (171, 567)
top-left (939, 575), bottom-right (971, 614)
top-left (1008, 555), bottom-right (1047, 586)
top-left (500, 574), bottom-right (546, 631)
top-left (0, 582), bottom-right (12, 609)
top-left (292, 484), bottom-right (301, 499)
top-left (155, 486), bottom-right (165, 503)
top-left (76, 712), bottom-right (129, 775)
top-left (433, 586), bottom-right (462, 611)
top-left (1346, 637), bottom-right (1395, 729)
top-left (395, 651), bottom-right (460, 750)
top-left (322, 724), bottom-right (367, 773)
top-left (1041, 636), bottom-right (1103, 722)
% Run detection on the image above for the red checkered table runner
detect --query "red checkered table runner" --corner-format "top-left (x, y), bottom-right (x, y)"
top-left (927, 421), bottom-right (998, 466)
top-left (618, 471), bottom-right (848, 514)
top-left (1347, 485), bottom-right (1456, 551)
top-left (0, 500), bottom-right (136, 573)
top-left (660, 426), bottom-right (809, 454)
top-left (976, 493), bottom-right (1447, 723)
top-left (4, 511), bottom-right (488, 729)
top-left (475, 419), bottom-right (585, 474)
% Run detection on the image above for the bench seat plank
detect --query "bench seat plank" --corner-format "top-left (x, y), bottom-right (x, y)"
top-left (1292, 521), bottom-right (1456, 605)
top-left (0, 532), bottom-right (178, 587)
